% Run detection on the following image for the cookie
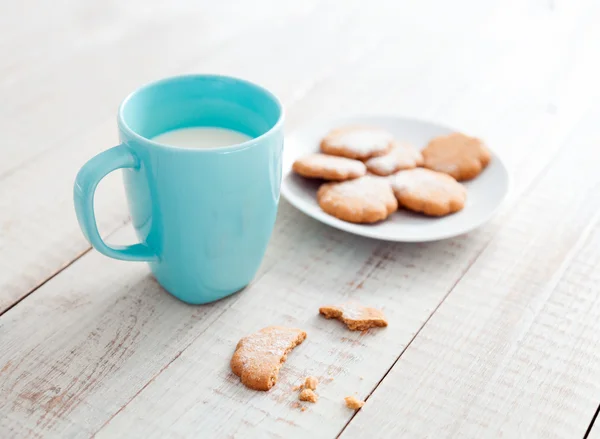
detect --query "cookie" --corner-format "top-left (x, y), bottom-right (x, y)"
top-left (422, 132), bottom-right (491, 181)
top-left (292, 153), bottom-right (366, 181)
top-left (389, 168), bottom-right (466, 216)
top-left (345, 396), bottom-right (365, 410)
top-left (230, 326), bottom-right (307, 391)
top-left (365, 141), bottom-right (423, 176)
top-left (317, 176), bottom-right (398, 224)
top-left (320, 126), bottom-right (393, 160)
top-left (319, 302), bottom-right (388, 331)
top-left (299, 389), bottom-right (318, 403)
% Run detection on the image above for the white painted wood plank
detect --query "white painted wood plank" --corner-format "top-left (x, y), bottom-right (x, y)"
top-left (340, 106), bottom-right (600, 438)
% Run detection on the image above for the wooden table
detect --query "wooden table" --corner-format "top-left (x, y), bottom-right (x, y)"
top-left (1, 0), bottom-right (600, 437)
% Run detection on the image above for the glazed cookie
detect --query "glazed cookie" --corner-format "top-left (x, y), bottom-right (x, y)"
top-left (230, 326), bottom-right (307, 391)
top-left (292, 153), bottom-right (366, 181)
top-left (422, 132), bottom-right (491, 181)
top-left (320, 126), bottom-right (393, 160)
top-left (319, 302), bottom-right (388, 331)
top-left (389, 168), bottom-right (466, 216)
top-left (365, 141), bottom-right (423, 176)
top-left (317, 176), bottom-right (398, 224)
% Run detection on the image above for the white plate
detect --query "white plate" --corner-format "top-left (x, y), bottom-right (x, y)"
top-left (281, 115), bottom-right (509, 242)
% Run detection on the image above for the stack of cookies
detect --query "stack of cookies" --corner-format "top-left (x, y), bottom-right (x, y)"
top-left (292, 126), bottom-right (491, 224)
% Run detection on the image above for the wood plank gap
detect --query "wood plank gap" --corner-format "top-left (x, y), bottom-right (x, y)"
top-left (0, 246), bottom-right (92, 317)
top-left (584, 404), bottom-right (600, 439)
top-left (0, 217), bottom-right (129, 317)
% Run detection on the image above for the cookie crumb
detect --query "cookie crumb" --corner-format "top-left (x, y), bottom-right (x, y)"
top-left (291, 401), bottom-right (302, 410)
top-left (304, 376), bottom-right (318, 390)
top-left (328, 377), bottom-right (334, 381)
top-left (345, 396), bottom-right (365, 410)
top-left (301, 406), bottom-right (307, 412)
top-left (299, 389), bottom-right (318, 403)
top-left (319, 302), bottom-right (388, 331)
top-left (292, 384), bottom-right (304, 391)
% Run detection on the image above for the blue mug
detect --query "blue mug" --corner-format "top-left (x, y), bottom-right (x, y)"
top-left (74, 75), bottom-right (284, 304)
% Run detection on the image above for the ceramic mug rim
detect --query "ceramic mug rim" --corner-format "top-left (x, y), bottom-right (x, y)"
top-left (117, 74), bottom-right (284, 153)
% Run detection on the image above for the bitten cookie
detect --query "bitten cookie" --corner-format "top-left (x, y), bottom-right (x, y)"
top-left (422, 132), bottom-right (491, 181)
top-left (320, 126), bottom-right (393, 160)
top-left (230, 326), bottom-right (307, 391)
top-left (365, 141), bottom-right (423, 176)
top-left (317, 176), bottom-right (398, 224)
top-left (389, 168), bottom-right (466, 216)
top-left (319, 302), bottom-right (388, 331)
top-left (292, 153), bottom-right (366, 181)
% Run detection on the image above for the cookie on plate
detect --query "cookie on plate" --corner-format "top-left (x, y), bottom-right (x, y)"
top-left (230, 326), bottom-right (306, 391)
top-left (292, 153), bottom-right (366, 181)
top-left (389, 168), bottom-right (466, 216)
top-left (317, 176), bottom-right (398, 224)
top-left (320, 126), bottom-right (393, 160)
top-left (422, 133), bottom-right (491, 181)
top-left (365, 141), bottom-right (423, 176)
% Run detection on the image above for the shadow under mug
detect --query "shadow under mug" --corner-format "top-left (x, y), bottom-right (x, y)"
top-left (74, 75), bottom-right (284, 304)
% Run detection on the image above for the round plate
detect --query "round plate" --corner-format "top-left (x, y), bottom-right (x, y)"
top-left (281, 115), bottom-right (509, 242)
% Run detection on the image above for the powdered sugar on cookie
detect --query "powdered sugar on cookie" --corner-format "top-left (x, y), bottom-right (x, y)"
top-left (317, 176), bottom-right (398, 224)
top-left (390, 168), bottom-right (466, 216)
top-left (292, 153), bottom-right (366, 181)
top-left (321, 126), bottom-right (393, 160)
top-left (230, 326), bottom-right (306, 391)
top-left (366, 141), bottom-right (423, 176)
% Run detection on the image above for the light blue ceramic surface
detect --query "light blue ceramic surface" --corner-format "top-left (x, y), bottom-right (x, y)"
top-left (74, 75), bottom-right (284, 304)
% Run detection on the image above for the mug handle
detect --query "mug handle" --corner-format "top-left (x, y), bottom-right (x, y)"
top-left (73, 145), bottom-right (158, 262)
